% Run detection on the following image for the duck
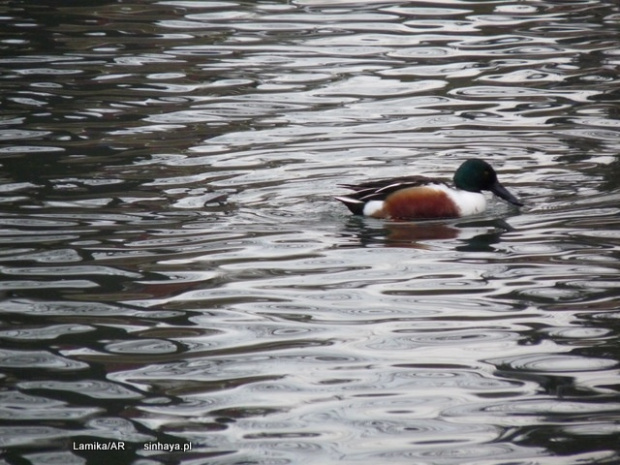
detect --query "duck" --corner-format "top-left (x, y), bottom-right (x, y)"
top-left (335, 158), bottom-right (523, 220)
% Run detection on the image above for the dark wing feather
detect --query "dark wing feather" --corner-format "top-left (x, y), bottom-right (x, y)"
top-left (338, 175), bottom-right (446, 201)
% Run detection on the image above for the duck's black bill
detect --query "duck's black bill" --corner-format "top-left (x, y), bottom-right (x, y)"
top-left (491, 182), bottom-right (523, 207)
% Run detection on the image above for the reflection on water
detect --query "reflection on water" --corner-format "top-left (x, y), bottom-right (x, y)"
top-left (1, 0), bottom-right (620, 463)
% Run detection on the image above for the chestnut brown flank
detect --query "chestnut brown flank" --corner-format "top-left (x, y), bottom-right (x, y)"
top-left (384, 187), bottom-right (459, 219)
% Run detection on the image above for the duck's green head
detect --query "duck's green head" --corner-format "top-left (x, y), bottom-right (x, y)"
top-left (454, 159), bottom-right (523, 207)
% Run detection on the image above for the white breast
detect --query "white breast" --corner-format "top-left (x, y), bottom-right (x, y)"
top-left (439, 185), bottom-right (487, 216)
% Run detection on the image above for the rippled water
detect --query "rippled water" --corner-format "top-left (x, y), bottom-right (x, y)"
top-left (1, 0), bottom-right (620, 464)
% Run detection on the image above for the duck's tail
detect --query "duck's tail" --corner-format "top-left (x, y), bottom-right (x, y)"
top-left (334, 196), bottom-right (365, 215)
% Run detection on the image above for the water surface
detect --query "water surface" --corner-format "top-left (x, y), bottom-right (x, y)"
top-left (1, 0), bottom-right (620, 464)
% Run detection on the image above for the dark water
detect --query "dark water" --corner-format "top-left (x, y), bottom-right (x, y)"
top-left (1, 0), bottom-right (620, 464)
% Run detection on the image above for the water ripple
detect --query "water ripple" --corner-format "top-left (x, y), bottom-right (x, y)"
top-left (0, 349), bottom-right (88, 371)
top-left (488, 353), bottom-right (617, 373)
top-left (0, 324), bottom-right (94, 341)
top-left (19, 380), bottom-right (143, 400)
top-left (0, 299), bottom-right (181, 319)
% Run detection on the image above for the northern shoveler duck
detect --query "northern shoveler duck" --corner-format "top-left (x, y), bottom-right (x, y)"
top-left (335, 159), bottom-right (523, 220)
